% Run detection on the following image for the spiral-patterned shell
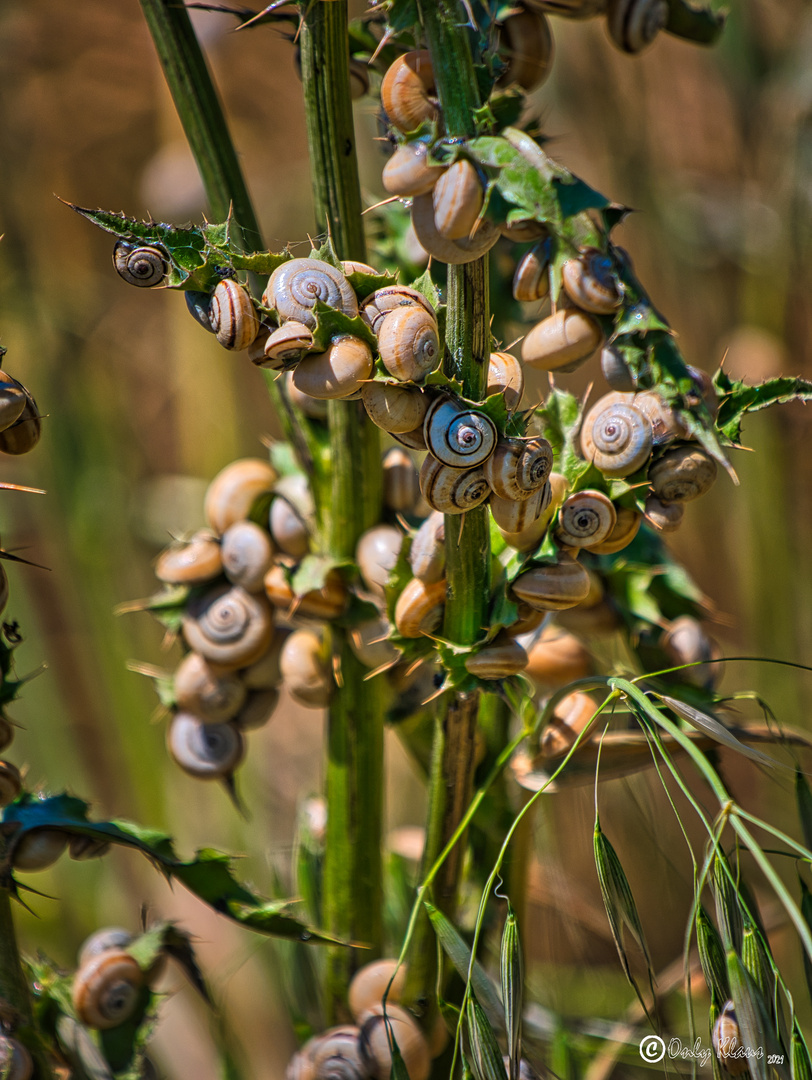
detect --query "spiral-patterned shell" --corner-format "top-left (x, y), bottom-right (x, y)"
top-left (360, 286), bottom-right (436, 336)
top-left (424, 396), bottom-right (497, 468)
top-left (648, 445), bottom-right (717, 502)
top-left (183, 583), bottom-right (274, 668)
top-left (555, 490), bottom-right (617, 548)
top-left (168, 712), bottom-right (245, 777)
top-left (72, 949), bottom-right (144, 1030)
top-left (561, 248), bottom-right (620, 314)
top-left (420, 456), bottom-right (491, 514)
top-left (511, 557), bottom-right (591, 611)
top-left (378, 305), bottom-right (440, 382)
top-left (113, 242), bottom-right (167, 287)
top-left (513, 242), bottom-right (551, 302)
top-left (580, 392), bottom-right (653, 477)
top-left (263, 258), bottom-right (358, 329)
top-left (380, 51), bottom-right (436, 133)
top-left (487, 352), bottom-right (524, 411)
top-left (484, 436), bottom-right (553, 501)
top-left (210, 279), bottom-right (260, 350)
top-left (287, 1027), bottom-right (366, 1080)
top-left (607, 0), bottom-right (668, 53)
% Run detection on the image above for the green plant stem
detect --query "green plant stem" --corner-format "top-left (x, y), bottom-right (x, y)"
top-left (299, 0), bottom-right (385, 1019)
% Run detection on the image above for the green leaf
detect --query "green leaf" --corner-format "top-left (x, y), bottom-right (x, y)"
top-left (741, 919), bottom-right (774, 1010)
top-left (799, 876), bottom-right (812, 1006)
top-left (290, 554), bottom-right (352, 597)
top-left (714, 374), bottom-right (812, 445)
top-left (309, 302), bottom-right (378, 353)
top-left (666, 0), bottom-right (726, 45)
top-left (409, 269), bottom-right (443, 311)
top-left (500, 905), bottom-right (522, 1080)
top-left (229, 249), bottom-right (292, 276)
top-left (552, 175), bottom-right (609, 219)
top-left (657, 695), bottom-right (787, 769)
top-left (345, 268), bottom-right (397, 302)
top-left (726, 950), bottom-right (781, 1080)
top-left (695, 906), bottom-right (729, 1006)
top-left (466, 994), bottom-right (508, 1080)
top-left (711, 851), bottom-right (743, 953)
top-left (425, 902), bottom-right (505, 1031)
top-left (792, 1023), bottom-right (812, 1080)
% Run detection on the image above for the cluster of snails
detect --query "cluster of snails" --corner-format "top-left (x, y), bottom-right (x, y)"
top-left (70, 926), bottom-right (164, 1032)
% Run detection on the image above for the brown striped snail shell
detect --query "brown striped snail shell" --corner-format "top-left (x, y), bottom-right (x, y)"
top-left (380, 51), bottom-right (437, 133)
top-left (0, 1036), bottom-right (33, 1080)
top-left (587, 506), bottom-right (642, 553)
top-left (555, 490), bottom-right (617, 549)
top-left (78, 927), bottom-right (135, 969)
top-left (286, 370), bottom-right (329, 421)
top-left (173, 651), bottom-right (247, 723)
top-left (0, 380), bottom-right (41, 455)
top-left (499, 218), bottom-right (549, 243)
top-left (394, 577), bottom-right (446, 638)
top-left (490, 482), bottom-right (552, 534)
top-left (113, 242), bottom-right (167, 288)
top-left (540, 691), bottom-right (597, 757)
top-left (356, 525), bottom-right (403, 598)
top-left (521, 308), bottom-right (603, 372)
top-left (600, 344), bottom-right (637, 391)
top-left (72, 949), bottom-right (144, 1030)
top-left (378, 306), bottom-right (440, 383)
top-left (524, 626), bottom-right (592, 688)
top-left (259, 321), bottom-right (315, 370)
top-left (204, 458), bottom-right (277, 536)
top-left (342, 261), bottom-right (380, 276)
top-left (496, 8), bottom-right (554, 91)
top-left (263, 259), bottom-right (358, 329)
top-left (168, 712), bottom-right (245, 778)
top-left (0, 760), bottom-right (21, 807)
top-left (606, 0), bottom-right (668, 53)
top-left (264, 564), bottom-right (348, 620)
top-left (279, 629), bottom-right (333, 709)
top-left (512, 556), bottom-right (590, 611)
top-left (580, 392), bottom-right (653, 477)
top-left (0, 373), bottom-right (28, 432)
top-left (411, 192), bottom-right (500, 265)
top-left (419, 457), bottom-right (491, 515)
top-left (634, 391), bottom-right (684, 444)
top-left (424, 396), bottom-right (497, 469)
top-left (359, 1003), bottom-right (431, 1080)
top-left (362, 382), bottom-right (429, 434)
top-left (240, 629), bottom-right (288, 690)
top-left (348, 960), bottom-right (408, 1021)
top-left (497, 475), bottom-right (561, 551)
top-left (487, 352), bottom-right (524, 412)
top-left (643, 494), bottom-right (683, 532)
top-left (409, 511), bottom-right (445, 584)
top-left (234, 688), bottom-right (280, 730)
top-left (712, 1001), bottom-right (748, 1075)
top-left (512, 242), bottom-right (551, 303)
top-left (390, 425), bottom-right (428, 452)
top-left (505, 603), bottom-right (545, 637)
top-left (383, 448), bottom-right (419, 513)
top-left (288, 1026), bottom-right (366, 1080)
top-left (12, 829), bottom-right (68, 872)
top-left (292, 336), bottom-right (374, 400)
top-left (432, 159), bottom-right (484, 241)
top-left (360, 286), bottom-right (436, 336)
top-left (183, 583), bottom-right (274, 669)
top-left (221, 520), bottom-right (275, 592)
top-left (484, 436), bottom-right (553, 501)
top-left (561, 248), bottom-right (621, 314)
top-left (155, 529), bottom-right (223, 586)
top-left (349, 617), bottom-right (400, 670)
top-left (210, 279), bottom-right (259, 350)
top-left (269, 496), bottom-right (310, 558)
top-left (382, 143), bottom-right (446, 198)
top-left (649, 444), bottom-right (717, 502)
top-left (465, 634), bottom-right (528, 679)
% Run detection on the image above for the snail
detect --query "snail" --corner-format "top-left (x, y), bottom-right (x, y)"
top-left (634, 391), bottom-right (684, 444)
top-left (78, 927), bottom-right (135, 969)
top-left (382, 143), bottom-right (446, 198)
top-left (432, 159), bottom-right (484, 241)
top-left (260, 322), bottom-right (315, 370)
top-left (606, 0), bottom-right (668, 53)
top-left (490, 482), bottom-right (552, 534)
top-left (72, 949), bottom-right (144, 1030)
top-left (263, 258), bottom-right (358, 328)
top-left (662, 616), bottom-right (722, 689)
top-left (0, 373), bottom-right (28, 433)
top-left (394, 577), bottom-right (446, 638)
top-left (69, 834), bottom-right (111, 861)
top-left (287, 1027), bottom-right (366, 1080)
top-left (359, 1003), bottom-right (431, 1080)
top-left (348, 959), bottom-right (408, 1021)
top-left (167, 711), bottom-right (245, 778)
top-left (505, 603), bottom-right (545, 637)
top-left (0, 380), bottom-right (41, 456)
top-left (498, 472), bottom-right (566, 551)
top-left (419, 457), bottom-right (491, 514)
top-left (234, 688), bottom-right (280, 730)
top-left (349, 617), bottom-right (400, 670)
top-left (390, 425), bottom-right (428, 452)
top-left (579, 392), bottom-right (653, 478)
top-left (0, 1037), bottom-right (33, 1080)
top-left (712, 1001), bottom-right (748, 1075)
top-left (644, 493), bottom-right (684, 532)
top-left (487, 352), bottom-right (524, 411)
top-left (512, 243), bottom-right (551, 303)
top-left (264, 564), bottom-right (348, 620)
top-left (524, 627), bottom-right (592, 688)
top-left (521, 307), bottom-right (603, 372)
top-left (411, 192), bottom-right (500, 265)
top-left (648, 445), bottom-right (717, 502)
top-left (511, 556), bottom-right (591, 611)
top-left (349, 58), bottom-right (370, 100)
top-left (221, 520), bottom-right (275, 592)
top-left (499, 218), bottom-right (549, 243)
top-left (484, 436), bottom-right (553, 501)
top-left (424, 396), bottom-right (497, 469)
top-left (587, 506), bottom-right (641, 553)
top-left (113, 241), bottom-right (167, 288)
top-left (0, 760), bottom-right (22, 807)
top-left (286, 370), bottom-right (329, 421)
top-left (356, 525), bottom-right (403, 598)
top-left (539, 691), bottom-right (597, 757)
top-left (155, 529), bottom-right (223, 586)
top-left (561, 248), bottom-right (621, 314)
top-left (292, 336), bottom-right (374, 400)
top-left (465, 634), bottom-right (528, 679)
top-left (342, 261), bottom-right (380, 276)
top-left (377, 306), bottom-right (440, 383)
top-left (279, 629), bottom-right (333, 708)
top-left (240, 630), bottom-right (288, 690)
top-left (497, 8), bottom-right (554, 91)
top-left (183, 583), bottom-right (274, 669)
top-left (409, 511), bottom-right (445, 583)
top-left (360, 286), bottom-right (436, 337)
top-left (600, 344), bottom-right (637, 392)
top-left (554, 490), bottom-right (617, 549)
top-left (204, 458), bottom-right (277, 535)
top-left (382, 448), bottom-right (419, 513)
top-left (269, 496), bottom-right (310, 558)
top-left (209, 278), bottom-right (259, 351)
top-left (12, 829), bottom-right (68, 872)
top-left (173, 650), bottom-right (247, 723)
top-left (380, 51), bottom-right (437, 133)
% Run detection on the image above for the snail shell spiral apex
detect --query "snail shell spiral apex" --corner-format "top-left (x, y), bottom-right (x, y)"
top-left (484, 436), bottom-right (553, 501)
top-left (78, 927), bottom-right (135, 969)
top-left (72, 949), bottom-right (144, 1030)
top-left (113, 241), bottom-right (167, 287)
top-left (580, 392), bottom-right (653, 477)
top-left (424, 396), bottom-right (497, 468)
top-left (183, 583), bottom-right (274, 668)
top-left (210, 279), bottom-right (259, 350)
top-left (173, 651), bottom-right (247, 724)
top-left (555, 490), bottom-right (617, 549)
top-left (263, 259), bottom-right (358, 328)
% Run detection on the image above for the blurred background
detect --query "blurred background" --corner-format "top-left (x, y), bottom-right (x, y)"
top-left (0, 1), bottom-right (811, 1076)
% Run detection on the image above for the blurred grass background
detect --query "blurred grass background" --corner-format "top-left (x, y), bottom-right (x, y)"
top-left (0, 1), bottom-right (810, 1076)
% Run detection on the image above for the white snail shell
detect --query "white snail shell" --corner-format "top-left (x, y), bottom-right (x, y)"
top-left (234, 688), bottom-right (280, 730)
top-left (349, 618), bottom-right (400, 670)
top-left (497, 9), bottom-right (554, 91)
top-left (0, 1037), bottom-right (33, 1080)
top-left (359, 1003), bottom-right (431, 1080)
top-left (155, 529), bottom-right (223, 586)
top-left (377, 306), bottom-right (441, 383)
top-left (484, 436), bottom-right (553, 501)
top-left (580, 392), bottom-right (653, 477)
top-left (490, 482), bottom-right (552, 533)
top-left (210, 279), bottom-right (260, 350)
top-left (487, 352), bottom-right (524, 412)
top-left (362, 382), bottom-right (429, 435)
top-left (561, 249), bottom-right (620, 314)
top-left (342, 261), bottom-right (380, 276)
top-left (521, 308), bottom-right (603, 371)
top-left (383, 144), bottom-right (445, 198)
top-left (12, 829), bottom-right (68, 872)
top-left (292, 336), bottom-right (374, 400)
top-left (606, 0), bottom-right (668, 53)
top-left (360, 287), bottom-right (436, 337)
top-left (409, 511), bottom-right (445, 584)
top-left (419, 457), bottom-right (491, 515)
top-left (263, 259), bottom-right (358, 329)
top-left (512, 243), bottom-right (551, 303)
top-left (183, 583), bottom-right (274, 669)
top-left (356, 525), bottom-right (403, 598)
top-left (269, 496), bottom-right (310, 558)
top-left (540, 691), bottom-right (597, 757)
top-left (498, 473), bottom-right (566, 551)
top-left (524, 626), bottom-right (592, 688)
top-left (649, 445), bottom-right (717, 502)
top-left (411, 192), bottom-right (500, 265)
top-left (72, 949), bottom-right (144, 1030)
top-left (167, 712), bottom-right (245, 778)
top-left (260, 322), bottom-right (315, 370)
top-left (0, 760), bottom-right (22, 807)
top-left (380, 51), bottom-right (436, 132)
top-left (511, 556), bottom-right (591, 611)
top-left (383, 448), bottom-right (419, 513)
top-left (286, 370), bottom-right (329, 421)
top-left (644, 493), bottom-right (683, 532)
top-left (394, 577), bottom-right (446, 638)
top-left (173, 650), bottom-right (247, 723)
top-left (712, 1001), bottom-right (748, 1075)
top-left (349, 960), bottom-right (408, 1021)
top-left (280, 629), bottom-right (333, 709)
top-left (113, 241), bottom-right (167, 287)
top-left (204, 458), bottom-right (277, 536)
top-left (432, 159), bottom-right (484, 241)
top-left (264, 564), bottom-right (347, 620)
top-left (588, 506), bottom-right (642, 553)
top-left (221, 520), bottom-right (275, 592)
top-left (465, 634), bottom-right (528, 679)
top-left (424, 396), bottom-right (497, 469)
top-left (78, 927), bottom-right (135, 969)
top-left (555, 490), bottom-right (617, 549)
top-left (600, 344), bottom-right (636, 391)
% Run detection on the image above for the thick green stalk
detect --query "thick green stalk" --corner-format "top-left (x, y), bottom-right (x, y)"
top-left (299, 1), bottom-right (385, 1018)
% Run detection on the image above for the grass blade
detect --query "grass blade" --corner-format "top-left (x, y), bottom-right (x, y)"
top-left (726, 951), bottom-right (788, 1080)
top-left (658, 694), bottom-right (785, 768)
top-left (796, 770), bottom-right (812, 853)
top-left (799, 875), bottom-right (812, 1006)
top-left (792, 1023), bottom-right (812, 1080)
top-left (466, 993), bottom-right (508, 1080)
top-left (425, 901), bottom-right (505, 1029)
top-left (711, 851), bottom-right (743, 952)
top-left (741, 917), bottom-right (774, 1012)
top-left (500, 904), bottom-right (523, 1080)
top-left (696, 906), bottom-right (730, 1006)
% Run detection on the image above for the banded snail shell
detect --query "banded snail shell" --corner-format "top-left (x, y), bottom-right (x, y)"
top-left (0, 759), bottom-right (22, 807)
top-left (511, 556), bottom-right (590, 611)
top-left (524, 627), bottom-right (592, 688)
top-left (662, 615), bottom-right (722, 689)
top-left (490, 481), bottom-right (551, 533)
top-left (498, 474), bottom-right (563, 551)
top-left (155, 529), bottom-right (223, 586)
top-left (183, 583), bottom-right (274, 669)
top-left (606, 0), bottom-right (668, 53)
top-left (409, 511), bottom-right (445, 584)
top-left (342, 261), bottom-right (380, 276)
top-left (380, 51), bottom-right (436, 133)
top-left (168, 712), bottom-right (245, 777)
top-left (286, 370), bottom-right (328, 421)
top-left (234, 688), bottom-right (280, 730)
top-left (359, 1003), bottom-right (431, 1080)
top-left (487, 352), bottom-right (524, 412)
top-left (204, 458), bottom-right (277, 535)
top-left (263, 564), bottom-right (347, 620)
top-left (292, 336), bottom-right (374, 399)
top-left (0, 380), bottom-right (41, 455)
top-left (0, 1037), bottom-right (32, 1080)
top-left (382, 144), bottom-right (445, 198)
top-left (210, 279), bottom-right (259, 350)
top-left (465, 634), bottom-right (528, 679)
top-left (499, 218), bottom-right (549, 243)
top-left (378, 306), bottom-right (440, 383)
top-left (113, 242), bottom-right (167, 288)
top-left (288, 1026), bottom-right (366, 1080)
top-left (12, 829), bottom-right (68, 871)
top-left (263, 259), bottom-right (358, 329)
top-left (383, 448), bottom-right (419, 513)
top-left (279, 629), bottom-right (332, 709)
top-left (260, 321), bottom-right (315, 370)
top-left (712, 1001), bottom-right (748, 1075)
top-left (69, 835), bottom-right (111, 861)
top-left (505, 603), bottom-right (545, 636)
top-left (540, 691), bottom-right (597, 757)
top-left (356, 524), bottom-right (403, 598)
top-left (411, 193), bottom-right (500, 265)
top-left (0, 372), bottom-right (28, 432)
top-left (513, 242), bottom-right (551, 303)
top-left (360, 286), bottom-right (436, 336)
top-left (521, 308), bottom-right (603, 372)
top-left (390, 425), bottom-right (428, 451)
top-left (561, 249), bottom-right (621, 314)
top-left (173, 651), bottom-right (247, 723)
top-left (78, 927), bottom-right (135, 969)
top-left (72, 949), bottom-right (144, 1030)
top-left (394, 577), bottom-right (446, 638)
top-left (634, 391), bottom-right (684, 444)
top-left (580, 393), bottom-right (653, 477)
top-left (484, 436), bottom-right (553, 501)
top-left (644, 494), bottom-right (683, 532)
top-left (269, 496), bottom-right (310, 558)
top-left (349, 959), bottom-right (408, 1021)
top-left (649, 445), bottom-right (717, 502)
top-left (362, 382), bottom-right (429, 434)
top-left (424, 396), bottom-right (497, 468)
top-left (432, 159), bottom-right (484, 241)
top-left (588, 506), bottom-right (642, 553)
top-left (497, 8), bottom-right (554, 91)
top-left (555, 490), bottom-right (617, 549)
top-left (601, 344), bottom-right (637, 391)
top-left (419, 457), bottom-right (491, 514)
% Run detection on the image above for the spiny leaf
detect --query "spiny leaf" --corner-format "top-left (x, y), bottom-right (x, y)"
top-left (290, 554), bottom-right (353, 597)
top-left (466, 994), bottom-right (508, 1080)
top-left (714, 372), bottom-right (812, 445)
top-left (500, 904), bottom-right (523, 1080)
top-left (425, 902), bottom-right (505, 1031)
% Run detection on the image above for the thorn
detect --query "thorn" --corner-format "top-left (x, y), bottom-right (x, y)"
top-left (0, 483), bottom-right (46, 495)
top-left (362, 195), bottom-right (402, 216)
top-left (369, 29), bottom-right (393, 65)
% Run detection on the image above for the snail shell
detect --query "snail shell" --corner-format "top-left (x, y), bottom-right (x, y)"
top-left (360, 286), bottom-right (436, 337)
top-left (394, 577), bottom-right (446, 638)
top-left (12, 829), bottom-right (68, 872)
top-left (512, 243), bottom-right (551, 303)
top-left (279, 629), bottom-right (333, 709)
top-left (362, 382), bottom-right (429, 434)
top-left (424, 396), bottom-right (497, 469)
top-left (78, 927), bottom-right (135, 969)
top-left (382, 143), bottom-right (446, 198)
top-left (561, 249), bottom-right (620, 314)
top-left (383, 448), bottom-right (419, 513)
top-left (490, 482), bottom-right (552, 534)
top-left (390, 425), bottom-right (428, 451)
top-left (260, 322), bottom-right (315, 371)
top-left (183, 583), bottom-right (274, 669)
top-left (0, 380), bottom-right (41, 455)
top-left (634, 391), bottom-right (684, 444)
top-left (356, 525), bottom-right (403, 598)
top-left (240, 629), bottom-right (288, 690)
top-left (497, 9), bottom-right (554, 91)
top-left (686, 365), bottom-right (718, 416)
top-left (580, 392), bottom-right (653, 477)
top-left (204, 458), bottom-right (277, 536)
top-left (419, 457), bottom-right (491, 515)
top-left (505, 603), bottom-right (545, 637)
top-left (487, 352), bottom-right (524, 412)
top-left (555, 490), bottom-right (617, 549)
top-left (186, 290), bottom-right (215, 333)
top-left (662, 616), bottom-right (722, 689)
top-left (155, 529), bottom-right (223, 586)
top-left (0, 1037), bottom-right (33, 1080)
top-left (484, 436), bottom-right (553, 501)
top-left (409, 511), bottom-right (445, 584)
top-left (0, 760), bottom-right (21, 807)
top-left (286, 370), bottom-right (329, 421)
top-left (264, 564), bottom-right (347, 620)
top-left (411, 192), bottom-right (500, 265)
top-left (644, 494), bottom-right (683, 532)
top-left (606, 0), bottom-right (668, 53)
top-left (221, 520), bottom-right (275, 592)
top-left (269, 496), bottom-right (310, 558)
top-left (497, 478), bottom-right (558, 551)
top-left (432, 159), bottom-right (484, 241)
top-left (712, 1001), bottom-right (748, 1075)
top-left (69, 834), bottom-right (111, 861)
top-left (113, 241), bottom-right (167, 288)
top-left (511, 556), bottom-right (590, 611)
top-left (173, 650), bottom-right (247, 723)
top-left (465, 634), bottom-right (528, 679)
top-left (378, 306), bottom-right (441, 383)
top-left (499, 219), bottom-right (549, 243)
top-left (263, 259), bottom-right (358, 329)
top-left (72, 949), bottom-right (144, 1030)
top-left (380, 51), bottom-right (437, 132)
top-left (521, 308), bottom-right (603, 371)
top-left (359, 1003), bottom-right (431, 1080)
top-left (210, 279), bottom-right (259, 350)
top-left (349, 617), bottom-right (400, 670)
top-left (292, 336), bottom-right (374, 400)
top-left (288, 1026), bottom-right (366, 1080)
top-left (588, 506), bottom-right (642, 554)
top-left (649, 445), bottom-right (717, 502)
top-left (0, 373), bottom-right (28, 432)
top-left (600, 344), bottom-right (637, 392)
top-left (349, 59), bottom-right (370, 100)
top-left (524, 626), bottom-right (592, 688)
top-left (168, 712), bottom-right (245, 777)
top-left (342, 261), bottom-right (380, 276)
top-left (349, 960), bottom-right (408, 1021)
top-left (540, 691), bottom-right (597, 757)
top-left (234, 688), bottom-right (280, 730)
